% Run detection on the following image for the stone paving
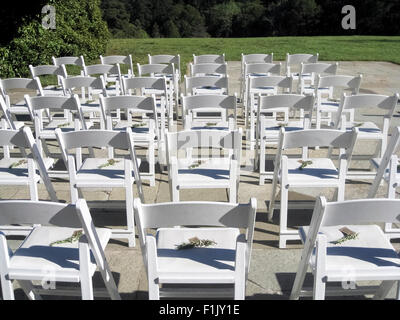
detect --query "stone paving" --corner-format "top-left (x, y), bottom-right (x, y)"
top-left (3, 61), bottom-right (400, 300)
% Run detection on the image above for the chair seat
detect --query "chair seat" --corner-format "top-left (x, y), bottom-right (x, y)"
top-left (193, 87), bottom-right (226, 95)
top-left (262, 120), bottom-right (304, 137)
top-left (190, 121), bottom-right (230, 131)
top-left (42, 86), bottom-right (65, 96)
top-left (9, 101), bottom-right (30, 115)
top-left (156, 227), bottom-right (239, 283)
top-left (40, 120), bottom-right (94, 138)
top-left (0, 157), bottom-right (54, 182)
top-left (177, 158), bottom-right (232, 188)
top-left (8, 226), bottom-right (111, 282)
top-left (299, 224), bottom-right (400, 281)
top-left (346, 122), bottom-right (382, 136)
top-left (75, 157), bottom-right (140, 187)
top-left (282, 158), bottom-right (339, 187)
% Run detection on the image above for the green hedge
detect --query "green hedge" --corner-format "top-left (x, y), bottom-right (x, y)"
top-left (0, 0), bottom-right (109, 78)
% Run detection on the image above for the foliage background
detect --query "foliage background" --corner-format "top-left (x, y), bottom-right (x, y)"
top-left (0, 0), bottom-right (109, 78)
top-left (100, 0), bottom-right (400, 39)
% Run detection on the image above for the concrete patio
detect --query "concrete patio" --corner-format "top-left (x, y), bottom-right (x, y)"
top-left (3, 60), bottom-right (400, 300)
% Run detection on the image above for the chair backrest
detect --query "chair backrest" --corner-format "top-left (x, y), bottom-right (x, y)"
top-left (84, 64), bottom-right (121, 77)
top-left (137, 63), bottom-right (175, 77)
top-left (184, 75), bottom-right (229, 95)
top-left (241, 53), bottom-right (274, 65)
top-left (134, 197), bottom-right (257, 273)
top-left (333, 93), bottom-right (399, 128)
top-left (244, 63), bottom-right (281, 77)
top-left (286, 53), bottom-right (319, 66)
top-left (52, 56), bottom-right (85, 68)
top-left (193, 54), bottom-right (225, 64)
top-left (280, 127), bottom-right (358, 150)
top-left (29, 65), bottom-right (68, 78)
top-left (182, 94), bottom-right (236, 112)
top-left (190, 63), bottom-right (228, 77)
top-left (122, 77), bottom-right (167, 96)
top-left (148, 54), bottom-right (181, 76)
top-left (0, 78), bottom-right (43, 97)
top-left (100, 55), bottom-right (133, 76)
top-left (249, 75), bottom-right (293, 93)
top-left (258, 94), bottom-right (315, 112)
top-left (300, 62), bottom-right (338, 76)
top-left (368, 126), bottom-right (400, 198)
top-left (317, 75), bottom-right (362, 94)
top-left (61, 76), bottom-right (107, 98)
top-left (166, 129), bottom-right (242, 161)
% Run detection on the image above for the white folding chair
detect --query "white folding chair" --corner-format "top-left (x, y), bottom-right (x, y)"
top-left (240, 53), bottom-right (274, 100)
top-left (269, 128), bottom-right (358, 248)
top-left (368, 126), bottom-right (400, 238)
top-left (184, 75), bottom-right (229, 96)
top-left (246, 75), bottom-right (293, 149)
top-left (134, 198), bottom-right (256, 300)
top-left (100, 95), bottom-right (158, 186)
top-left (0, 78), bottom-right (41, 120)
top-left (84, 64), bottom-right (123, 97)
top-left (29, 64), bottom-right (68, 97)
top-left (332, 93), bottom-right (398, 179)
top-left (0, 199), bottom-right (120, 300)
top-left (315, 74), bottom-right (362, 129)
top-left (291, 196), bottom-right (400, 300)
top-left (193, 54), bottom-right (225, 64)
top-left (285, 53), bottom-right (319, 81)
top-left (166, 129), bottom-right (242, 203)
top-left (55, 128), bottom-right (144, 247)
top-left (182, 94), bottom-right (237, 131)
top-left (0, 126), bottom-right (57, 213)
top-left (100, 54), bottom-right (134, 79)
top-left (297, 62), bottom-right (338, 95)
top-left (255, 94), bottom-right (315, 184)
top-left (148, 54), bottom-right (181, 80)
top-left (61, 75), bottom-right (107, 128)
top-left (190, 63), bottom-right (228, 77)
top-left (123, 76), bottom-right (170, 132)
top-left (25, 94), bottom-right (89, 156)
top-left (137, 63), bottom-right (178, 121)
top-left (242, 62), bottom-right (281, 109)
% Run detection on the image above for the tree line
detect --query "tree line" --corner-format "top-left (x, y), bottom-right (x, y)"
top-left (101, 0), bottom-right (400, 38)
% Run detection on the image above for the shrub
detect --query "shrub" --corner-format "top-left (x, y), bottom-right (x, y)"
top-left (0, 0), bottom-right (109, 78)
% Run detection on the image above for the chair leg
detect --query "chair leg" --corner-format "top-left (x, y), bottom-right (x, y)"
top-left (170, 181), bottom-right (179, 202)
top-left (79, 236), bottom-right (94, 300)
top-left (373, 281), bottom-right (397, 300)
top-left (149, 141), bottom-right (155, 187)
top-left (18, 280), bottom-right (42, 300)
top-left (0, 273), bottom-right (14, 300)
top-left (279, 184), bottom-right (289, 249)
top-left (259, 139), bottom-right (266, 185)
top-left (125, 182), bottom-right (135, 248)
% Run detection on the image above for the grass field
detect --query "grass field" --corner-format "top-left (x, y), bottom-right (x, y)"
top-left (106, 36), bottom-right (400, 74)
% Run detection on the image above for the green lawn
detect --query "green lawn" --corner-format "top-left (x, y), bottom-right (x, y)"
top-left (106, 36), bottom-right (400, 74)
